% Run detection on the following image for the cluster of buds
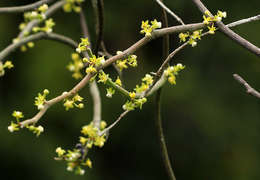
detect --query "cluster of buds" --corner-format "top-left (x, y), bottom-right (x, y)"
top-left (140, 19), bottom-right (162, 37)
top-left (178, 10), bottom-right (227, 47)
top-left (0, 61), bottom-right (14, 77)
top-left (164, 63), bottom-right (185, 85)
top-left (63, 0), bottom-right (85, 13)
top-left (63, 94), bottom-right (84, 111)
top-left (55, 121), bottom-right (107, 175)
top-left (67, 53), bottom-right (84, 79)
top-left (23, 4), bottom-right (48, 21)
top-left (32, 18), bottom-right (55, 33)
top-left (34, 89), bottom-right (50, 110)
top-left (115, 51), bottom-right (138, 71)
top-left (134, 74), bottom-right (154, 94)
top-left (8, 111), bottom-right (44, 136)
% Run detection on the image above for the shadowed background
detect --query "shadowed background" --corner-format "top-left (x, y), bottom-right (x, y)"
top-left (0, 0), bottom-right (260, 179)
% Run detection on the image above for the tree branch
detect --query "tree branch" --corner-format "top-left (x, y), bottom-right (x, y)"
top-left (233, 74), bottom-right (260, 98)
top-left (0, 32), bottom-right (78, 63)
top-left (155, 0), bottom-right (185, 25)
top-left (0, 0), bottom-right (55, 14)
top-left (99, 110), bottom-right (129, 136)
top-left (192, 0), bottom-right (260, 57)
top-left (17, 15), bottom-right (260, 127)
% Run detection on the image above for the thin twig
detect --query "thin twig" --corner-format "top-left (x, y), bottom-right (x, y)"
top-left (0, 0), bottom-right (55, 14)
top-left (155, 89), bottom-right (176, 180)
top-left (91, 0), bottom-right (105, 54)
top-left (227, 15), bottom-right (260, 28)
top-left (99, 110), bottom-right (129, 136)
top-left (0, 32), bottom-right (78, 62)
top-left (192, 0), bottom-right (260, 57)
top-left (155, 0), bottom-right (185, 25)
top-left (233, 74), bottom-right (260, 98)
top-left (18, 0), bottom-right (65, 38)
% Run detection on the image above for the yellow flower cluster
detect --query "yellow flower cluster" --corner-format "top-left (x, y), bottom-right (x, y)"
top-left (115, 51), bottom-right (138, 71)
top-left (32, 18), bottom-right (55, 33)
top-left (8, 111), bottom-right (44, 137)
top-left (67, 53), bottom-right (84, 79)
top-left (140, 19), bottom-right (162, 37)
top-left (54, 121), bottom-right (107, 175)
top-left (178, 10), bottom-right (226, 47)
top-left (63, 0), bottom-right (84, 13)
top-left (0, 60), bottom-right (14, 77)
top-left (34, 89), bottom-right (49, 110)
top-left (63, 94), bottom-right (84, 111)
top-left (164, 64), bottom-right (185, 85)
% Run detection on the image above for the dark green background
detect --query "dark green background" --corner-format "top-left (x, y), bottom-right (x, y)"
top-left (0, 0), bottom-right (260, 179)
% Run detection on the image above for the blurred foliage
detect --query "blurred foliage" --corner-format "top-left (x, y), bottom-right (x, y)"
top-left (0, 0), bottom-right (260, 180)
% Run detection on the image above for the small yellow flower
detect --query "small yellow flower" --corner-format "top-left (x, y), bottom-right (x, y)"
top-left (168, 75), bottom-right (176, 85)
top-left (208, 24), bottom-right (216, 34)
top-left (12, 111), bottom-right (24, 119)
top-left (178, 32), bottom-right (189, 42)
top-left (79, 136), bottom-right (88, 145)
top-left (115, 76), bottom-right (122, 86)
top-left (56, 147), bottom-right (66, 157)
top-left (86, 65), bottom-right (97, 74)
top-left (129, 92), bottom-right (136, 99)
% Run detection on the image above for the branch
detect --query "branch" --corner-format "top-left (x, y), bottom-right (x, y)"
top-left (0, 0), bottom-right (55, 14)
top-left (233, 74), bottom-right (260, 98)
top-left (155, 0), bottom-right (185, 25)
top-left (0, 32), bottom-right (78, 63)
top-left (18, 0), bottom-right (65, 38)
top-left (99, 110), bottom-right (129, 136)
top-left (192, 0), bottom-right (260, 57)
top-left (155, 89), bottom-right (176, 180)
top-left (17, 15), bottom-right (260, 126)
top-left (91, 0), bottom-right (105, 54)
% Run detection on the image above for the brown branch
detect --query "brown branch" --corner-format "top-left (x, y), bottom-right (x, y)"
top-left (155, 0), bottom-right (184, 25)
top-left (0, 0), bottom-right (55, 14)
top-left (192, 0), bottom-right (260, 57)
top-left (233, 74), bottom-right (260, 98)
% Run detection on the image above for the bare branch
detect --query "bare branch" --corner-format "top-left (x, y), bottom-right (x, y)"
top-left (192, 0), bottom-right (260, 57)
top-left (0, 32), bottom-right (78, 63)
top-left (99, 110), bottom-right (129, 136)
top-left (233, 74), bottom-right (260, 98)
top-left (0, 0), bottom-right (55, 14)
top-left (155, 0), bottom-right (185, 25)
top-left (227, 15), bottom-right (260, 28)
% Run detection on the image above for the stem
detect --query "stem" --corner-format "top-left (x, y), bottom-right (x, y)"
top-left (0, 0), bottom-right (55, 14)
top-left (155, 89), bottom-right (176, 180)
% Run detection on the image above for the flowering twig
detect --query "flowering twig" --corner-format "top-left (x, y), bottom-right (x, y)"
top-left (17, 15), bottom-right (260, 127)
top-left (18, 0), bottom-right (66, 38)
top-left (155, 0), bottom-right (185, 25)
top-left (233, 74), bottom-right (260, 99)
top-left (0, 0), bottom-right (55, 14)
top-left (192, 0), bottom-right (260, 57)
